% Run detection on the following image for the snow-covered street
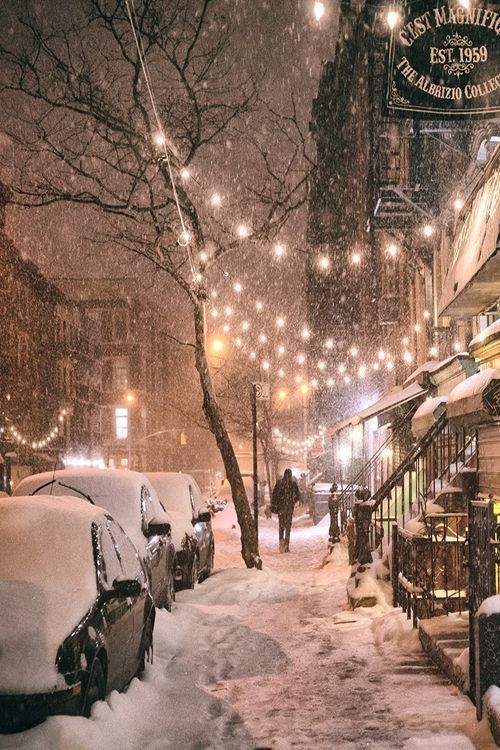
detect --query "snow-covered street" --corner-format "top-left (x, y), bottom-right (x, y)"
top-left (0, 507), bottom-right (495, 750)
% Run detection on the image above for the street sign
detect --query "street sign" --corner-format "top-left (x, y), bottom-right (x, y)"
top-left (254, 382), bottom-right (270, 401)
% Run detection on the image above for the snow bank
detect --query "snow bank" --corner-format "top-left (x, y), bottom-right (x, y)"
top-left (347, 562), bottom-right (391, 609)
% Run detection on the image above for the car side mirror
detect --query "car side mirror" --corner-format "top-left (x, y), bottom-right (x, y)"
top-left (194, 511), bottom-right (211, 524)
top-left (145, 519), bottom-right (171, 537)
top-left (104, 578), bottom-right (141, 600)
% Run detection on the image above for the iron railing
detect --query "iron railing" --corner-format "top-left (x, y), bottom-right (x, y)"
top-left (370, 415), bottom-right (476, 550)
top-left (392, 512), bottom-right (468, 627)
top-left (338, 403), bottom-right (418, 530)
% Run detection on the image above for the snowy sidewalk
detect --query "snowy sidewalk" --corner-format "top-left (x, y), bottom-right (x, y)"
top-left (1, 507), bottom-right (495, 749)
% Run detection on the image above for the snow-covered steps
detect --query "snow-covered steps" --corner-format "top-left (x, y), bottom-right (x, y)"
top-left (418, 614), bottom-right (469, 694)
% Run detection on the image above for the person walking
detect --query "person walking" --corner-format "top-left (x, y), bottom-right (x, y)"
top-left (271, 468), bottom-right (300, 552)
top-left (328, 482), bottom-right (340, 551)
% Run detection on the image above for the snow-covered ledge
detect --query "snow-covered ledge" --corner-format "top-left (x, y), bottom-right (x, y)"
top-left (447, 368), bottom-right (500, 429)
top-left (411, 396), bottom-right (448, 438)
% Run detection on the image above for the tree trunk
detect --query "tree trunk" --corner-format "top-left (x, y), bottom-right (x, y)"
top-left (192, 299), bottom-right (261, 569)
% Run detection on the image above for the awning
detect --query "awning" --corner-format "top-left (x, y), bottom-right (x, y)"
top-left (356, 381), bottom-right (427, 422)
top-left (412, 396), bottom-right (448, 438)
top-left (439, 148), bottom-right (500, 318)
top-left (447, 368), bottom-right (500, 428)
top-left (328, 415), bottom-right (361, 438)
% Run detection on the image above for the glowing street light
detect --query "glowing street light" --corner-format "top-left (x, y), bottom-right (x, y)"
top-left (212, 339), bottom-right (224, 353)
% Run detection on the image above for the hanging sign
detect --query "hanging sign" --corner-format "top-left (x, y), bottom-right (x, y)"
top-left (386, 0), bottom-right (500, 117)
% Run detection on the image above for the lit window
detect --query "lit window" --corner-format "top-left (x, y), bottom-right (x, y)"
top-left (115, 407), bottom-right (128, 439)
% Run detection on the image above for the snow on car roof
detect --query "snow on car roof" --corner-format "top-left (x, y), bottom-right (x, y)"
top-left (0, 495), bottom-right (102, 693)
top-left (146, 472), bottom-right (204, 517)
top-left (14, 468), bottom-right (165, 553)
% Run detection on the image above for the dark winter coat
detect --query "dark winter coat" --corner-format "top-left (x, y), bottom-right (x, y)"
top-left (271, 478), bottom-right (300, 515)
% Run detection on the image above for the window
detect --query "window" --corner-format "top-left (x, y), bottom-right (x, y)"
top-left (99, 525), bottom-right (123, 587)
top-left (108, 520), bottom-right (144, 582)
top-left (115, 407), bottom-right (128, 439)
top-left (140, 486), bottom-right (154, 533)
top-left (113, 359), bottom-right (129, 391)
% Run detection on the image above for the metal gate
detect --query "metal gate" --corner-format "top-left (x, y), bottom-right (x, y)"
top-left (468, 499), bottom-right (498, 709)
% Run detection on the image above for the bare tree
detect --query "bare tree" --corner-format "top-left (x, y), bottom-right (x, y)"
top-left (0, 0), bottom-right (313, 569)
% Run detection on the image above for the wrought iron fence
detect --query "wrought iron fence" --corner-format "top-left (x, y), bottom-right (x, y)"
top-left (392, 512), bottom-right (468, 627)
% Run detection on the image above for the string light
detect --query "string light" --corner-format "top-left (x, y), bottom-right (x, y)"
top-left (325, 338), bottom-right (333, 349)
top-left (319, 256), bottom-right (330, 270)
top-left (350, 346), bottom-right (358, 357)
top-left (314, 1), bottom-right (325, 21)
top-left (233, 282), bottom-right (243, 293)
top-left (301, 327), bottom-right (310, 340)
top-left (386, 9), bottom-right (400, 29)
top-left (278, 345), bottom-right (286, 355)
top-left (262, 360), bottom-right (270, 371)
top-left (386, 243), bottom-right (398, 258)
top-left (242, 320), bottom-right (250, 331)
top-left (297, 353), bottom-right (306, 365)
top-left (423, 224), bottom-right (435, 238)
top-left (180, 167), bottom-right (190, 180)
top-left (211, 193), bottom-right (222, 207)
top-left (276, 317), bottom-right (285, 328)
top-left (414, 323), bottom-right (421, 333)
top-left (423, 309), bottom-right (431, 320)
top-left (259, 333), bottom-right (268, 344)
top-left (237, 224), bottom-right (249, 238)
top-left (351, 252), bottom-right (361, 265)
top-left (255, 301), bottom-right (263, 312)
top-left (224, 306), bottom-right (233, 317)
top-left (274, 243), bottom-right (286, 258)
top-left (453, 197), bottom-right (464, 211)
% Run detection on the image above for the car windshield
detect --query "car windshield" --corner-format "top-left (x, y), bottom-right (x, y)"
top-left (148, 475), bottom-right (192, 517)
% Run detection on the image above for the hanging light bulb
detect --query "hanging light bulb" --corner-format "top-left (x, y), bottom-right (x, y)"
top-left (178, 229), bottom-right (190, 246)
top-left (223, 323), bottom-right (230, 333)
top-left (210, 309), bottom-right (219, 318)
top-left (453, 197), bottom-right (464, 211)
top-left (423, 309), bottom-right (431, 320)
top-left (233, 282), bottom-right (242, 293)
top-left (278, 368), bottom-right (286, 378)
top-left (255, 301), bottom-right (263, 312)
top-left (180, 167), bottom-right (191, 180)
top-left (301, 327), bottom-right (310, 340)
top-left (259, 333), bottom-right (268, 344)
top-left (327, 377), bottom-right (334, 387)
top-left (274, 243), bottom-right (286, 258)
top-left (199, 251), bottom-right (208, 263)
top-left (211, 193), bottom-right (222, 207)
top-left (278, 345), bottom-right (286, 356)
top-left (276, 317), bottom-right (285, 328)
top-left (153, 132), bottom-right (166, 147)
top-left (224, 306), bottom-right (233, 317)
top-left (325, 338), bottom-right (333, 349)
top-left (338, 364), bottom-right (346, 374)
top-left (453, 341), bottom-right (461, 352)
top-left (386, 9), bottom-right (400, 29)
top-left (378, 349), bottom-right (386, 360)
top-left (318, 360), bottom-right (326, 371)
top-left (242, 320), bottom-right (250, 331)
top-left (237, 224), bottom-right (249, 238)
top-left (422, 223), bottom-right (435, 238)
top-left (297, 353), bottom-right (306, 365)
top-left (313, 1), bottom-right (325, 21)
top-left (403, 351), bottom-right (413, 364)
top-left (235, 338), bottom-right (243, 348)
top-left (414, 323), bottom-right (421, 333)
top-left (386, 243), bottom-right (398, 258)
top-left (351, 252), bottom-right (361, 265)
top-left (318, 255), bottom-right (330, 270)
top-left (402, 336), bottom-right (409, 346)
top-left (261, 360), bottom-right (270, 371)
top-left (350, 346), bottom-right (358, 357)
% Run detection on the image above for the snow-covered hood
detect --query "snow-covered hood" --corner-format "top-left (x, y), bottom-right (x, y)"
top-left (0, 581), bottom-right (92, 694)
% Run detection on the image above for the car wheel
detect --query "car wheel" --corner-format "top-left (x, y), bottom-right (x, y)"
top-left (165, 565), bottom-right (175, 612)
top-left (137, 616), bottom-right (154, 675)
top-left (82, 658), bottom-right (106, 717)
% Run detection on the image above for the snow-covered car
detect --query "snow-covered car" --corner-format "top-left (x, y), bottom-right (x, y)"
top-left (0, 495), bottom-right (154, 733)
top-left (14, 469), bottom-right (176, 611)
top-left (145, 472), bottom-right (214, 590)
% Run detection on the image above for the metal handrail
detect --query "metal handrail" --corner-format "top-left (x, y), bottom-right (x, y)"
top-left (371, 412), bottom-right (448, 512)
top-left (337, 402), bottom-right (419, 517)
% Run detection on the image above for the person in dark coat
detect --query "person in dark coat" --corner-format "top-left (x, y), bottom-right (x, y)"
top-left (271, 468), bottom-right (300, 552)
top-left (328, 482), bottom-right (340, 550)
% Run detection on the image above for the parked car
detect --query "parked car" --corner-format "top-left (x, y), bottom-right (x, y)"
top-left (145, 472), bottom-right (214, 590)
top-left (0, 495), bottom-right (154, 733)
top-left (14, 469), bottom-right (175, 611)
